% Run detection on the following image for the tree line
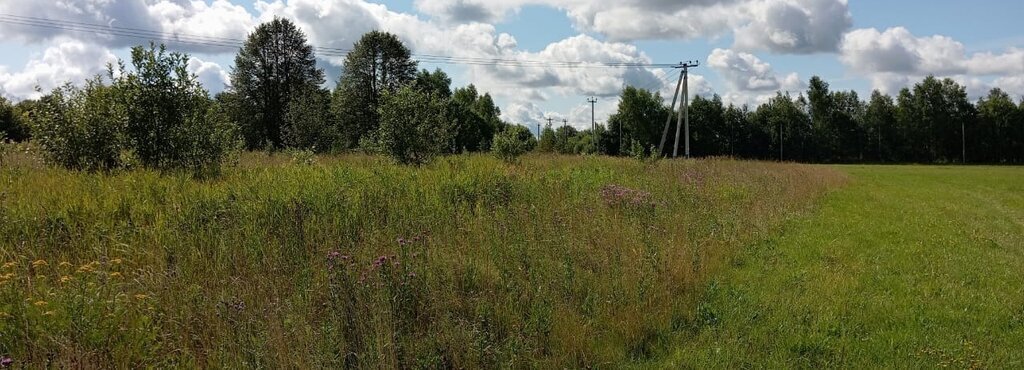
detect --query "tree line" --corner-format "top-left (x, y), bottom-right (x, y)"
top-left (541, 76), bottom-right (1024, 163)
top-left (0, 18), bottom-right (535, 171)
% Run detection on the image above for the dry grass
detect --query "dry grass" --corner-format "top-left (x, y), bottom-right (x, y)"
top-left (0, 151), bottom-right (844, 367)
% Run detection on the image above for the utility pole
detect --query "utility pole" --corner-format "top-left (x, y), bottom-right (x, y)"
top-left (962, 120), bottom-right (966, 164)
top-left (587, 97), bottom-right (598, 153)
top-left (659, 61), bottom-right (700, 158)
top-left (659, 67), bottom-right (685, 156)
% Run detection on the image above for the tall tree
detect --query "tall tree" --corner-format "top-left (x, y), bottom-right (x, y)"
top-left (606, 87), bottom-right (668, 155)
top-left (413, 68), bottom-right (452, 98)
top-left (864, 90), bottom-right (897, 162)
top-left (975, 88), bottom-right (1019, 163)
top-left (230, 18), bottom-right (324, 149)
top-left (333, 31), bottom-right (417, 148)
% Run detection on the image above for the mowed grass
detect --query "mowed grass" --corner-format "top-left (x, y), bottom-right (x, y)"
top-left (658, 165), bottom-right (1024, 368)
top-left (0, 153), bottom-right (843, 368)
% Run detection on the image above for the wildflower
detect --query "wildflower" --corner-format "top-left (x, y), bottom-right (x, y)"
top-left (1, 355), bottom-right (11, 367)
top-left (59, 276), bottom-right (73, 283)
top-left (32, 260), bottom-right (47, 268)
top-left (33, 301), bottom-right (47, 307)
top-left (109, 272), bottom-right (122, 278)
top-left (1, 262), bottom-right (14, 269)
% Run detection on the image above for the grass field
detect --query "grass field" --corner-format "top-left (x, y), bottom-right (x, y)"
top-left (658, 165), bottom-right (1024, 368)
top-left (0, 153), bottom-right (843, 368)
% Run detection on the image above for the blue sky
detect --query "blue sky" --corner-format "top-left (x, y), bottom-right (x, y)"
top-left (1, 0), bottom-right (1023, 131)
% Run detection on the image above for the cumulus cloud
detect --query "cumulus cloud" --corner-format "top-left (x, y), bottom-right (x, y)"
top-left (0, 39), bottom-right (118, 100)
top-left (413, 0), bottom-right (851, 53)
top-left (188, 57), bottom-right (230, 94)
top-left (840, 27), bottom-right (1024, 96)
top-left (708, 48), bottom-right (802, 92)
top-left (733, 0), bottom-right (851, 54)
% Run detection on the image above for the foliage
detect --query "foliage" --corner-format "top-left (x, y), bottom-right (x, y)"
top-left (491, 125), bottom-right (534, 163)
top-left (117, 44), bottom-right (238, 174)
top-left (606, 87), bottom-right (669, 155)
top-left (413, 68), bottom-right (452, 98)
top-left (333, 31), bottom-right (417, 148)
top-left (450, 85), bottom-right (501, 152)
top-left (537, 124), bottom-right (557, 152)
top-left (0, 153), bottom-right (843, 368)
top-left (283, 87), bottom-right (339, 152)
top-left (0, 97), bottom-right (31, 142)
top-left (29, 78), bottom-right (126, 171)
top-left (376, 86), bottom-right (454, 165)
top-left (230, 18), bottom-right (325, 149)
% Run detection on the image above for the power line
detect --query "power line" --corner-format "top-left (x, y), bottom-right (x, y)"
top-left (0, 13), bottom-right (680, 69)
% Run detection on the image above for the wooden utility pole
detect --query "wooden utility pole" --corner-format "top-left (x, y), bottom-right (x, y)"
top-left (659, 61), bottom-right (699, 158)
top-left (587, 97), bottom-right (598, 152)
top-left (659, 68), bottom-right (685, 156)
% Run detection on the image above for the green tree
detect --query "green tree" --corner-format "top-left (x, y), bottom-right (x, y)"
top-left (537, 124), bottom-right (557, 153)
top-left (450, 85), bottom-right (501, 152)
top-left (334, 31), bottom-right (417, 148)
top-left (607, 87), bottom-right (668, 156)
top-left (492, 125), bottom-right (535, 163)
top-left (284, 87), bottom-right (338, 152)
top-left (864, 90), bottom-right (897, 162)
top-left (117, 44), bottom-right (237, 174)
top-left (30, 78), bottom-right (126, 171)
top-left (376, 86), bottom-right (454, 165)
top-left (975, 88), bottom-right (1019, 163)
top-left (1, 96), bottom-right (32, 142)
top-left (413, 68), bottom-right (452, 98)
top-left (688, 94), bottom-right (726, 157)
top-left (230, 18), bottom-right (325, 149)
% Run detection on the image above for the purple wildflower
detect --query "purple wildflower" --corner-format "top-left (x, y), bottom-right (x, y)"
top-left (0, 356), bottom-right (11, 367)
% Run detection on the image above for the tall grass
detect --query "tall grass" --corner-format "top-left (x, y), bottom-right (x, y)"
top-left (0, 153), bottom-right (844, 367)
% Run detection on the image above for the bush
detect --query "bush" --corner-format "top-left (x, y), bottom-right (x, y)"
top-left (30, 78), bottom-right (127, 171)
top-left (376, 86), bottom-right (454, 165)
top-left (116, 44), bottom-right (238, 174)
top-left (492, 125), bottom-right (533, 163)
top-left (283, 86), bottom-right (339, 152)
top-left (30, 44), bottom-right (238, 175)
top-left (0, 97), bottom-right (31, 142)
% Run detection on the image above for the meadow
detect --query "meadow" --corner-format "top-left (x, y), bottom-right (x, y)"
top-left (658, 165), bottom-right (1024, 368)
top-left (0, 152), bottom-right (843, 368)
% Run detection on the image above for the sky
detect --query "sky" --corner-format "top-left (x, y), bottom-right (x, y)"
top-left (1, 0), bottom-right (1023, 132)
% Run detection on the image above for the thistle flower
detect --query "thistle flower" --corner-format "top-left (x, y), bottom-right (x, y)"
top-left (1, 355), bottom-right (12, 367)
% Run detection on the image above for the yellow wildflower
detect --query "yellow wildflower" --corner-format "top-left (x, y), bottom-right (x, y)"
top-left (32, 260), bottom-right (48, 267)
top-left (60, 275), bottom-right (73, 283)
top-left (109, 272), bottom-right (122, 278)
top-left (33, 300), bottom-right (47, 307)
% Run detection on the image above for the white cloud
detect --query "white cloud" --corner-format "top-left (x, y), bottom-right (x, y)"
top-left (0, 39), bottom-right (118, 100)
top-left (733, 0), bottom-right (851, 54)
top-left (188, 57), bottom-right (230, 94)
top-left (413, 0), bottom-right (851, 53)
top-left (708, 48), bottom-right (803, 93)
top-left (840, 27), bottom-right (1024, 97)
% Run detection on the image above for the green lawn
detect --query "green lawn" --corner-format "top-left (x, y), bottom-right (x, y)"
top-left (658, 165), bottom-right (1024, 368)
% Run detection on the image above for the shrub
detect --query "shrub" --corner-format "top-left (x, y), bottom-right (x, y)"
top-left (30, 78), bottom-right (127, 171)
top-left (376, 86), bottom-right (454, 165)
top-left (0, 96), bottom-right (31, 142)
top-left (283, 86), bottom-right (338, 152)
top-left (492, 125), bottom-right (533, 163)
top-left (116, 44), bottom-right (238, 174)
